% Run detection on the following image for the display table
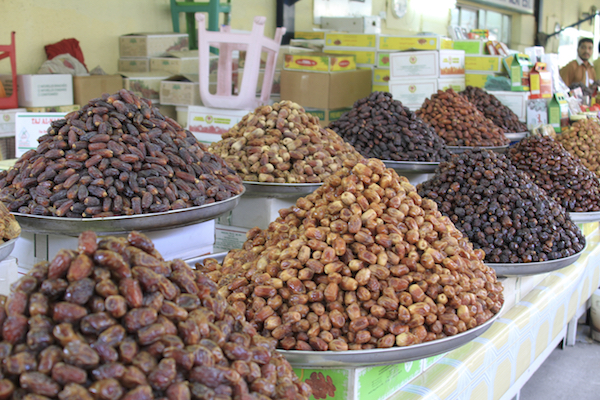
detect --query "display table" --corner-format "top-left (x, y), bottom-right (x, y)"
top-left (388, 222), bottom-right (600, 400)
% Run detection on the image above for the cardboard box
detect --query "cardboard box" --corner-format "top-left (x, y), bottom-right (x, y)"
top-left (12, 74), bottom-right (74, 108)
top-left (305, 108), bottom-right (351, 127)
top-left (529, 62), bottom-right (551, 99)
top-left (465, 55), bottom-right (504, 72)
top-left (73, 75), bottom-right (123, 106)
top-left (438, 77), bottom-right (466, 92)
top-left (118, 58), bottom-right (150, 73)
top-left (160, 75), bottom-right (203, 106)
top-left (239, 46), bottom-right (314, 70)
top-left (119, 33), bottom-right (189, 58)
top-left (237, 69), bottom-right (281, 96)
top-left (372, 84), bottom-right (389, 92)
top-left (295, 31), bottom-right (325, 40)
top-left (373, 68), bottom-right (390, 83)
top-left (24, 105), bottom-right (80, 113)
top-left (150, 51), bottom-right (199, 75)
top-left (378, 35), bottom-right (453, 51)
top-left (283, 52), bottom-right (356, 72)
top-left (324, 47), bottom-right (377, 65)
top-left (121, 72), bottom-right (170, 103)
top-left (526, 99), bottom-right (548, 130)
top-left (280, 69), bottom-right (372, 109)
top-left (0, 108), bottom-right (26, 134)
top-left (548, 93), bottom-right (568, 132)
top-left (376, 52), bottom-right (391, 68)
top-left (187, 106), bottom-right (250, 144)
top-left (0, 257), bottom-right (18, 296)
top-left (388, 79), bottom-right (438, 110)
top-left (452, 40), bottom-right (485, 55)
top-left (176, 105), bottom-right (188, 128)
top-left (439, 50), bottom-right (465, 76)
top-left (508, 54), bottom-right (532, 92)
top-left (15, 112), bottom-right (68, 157)
top-left (389, 51), bottom-right (439, 79)
top-left (487, 91), bottom-right (528, 121)
top-left (324, 33), bottom-right (377, 48)
top-left (465, 72), bottom-right (500, 88)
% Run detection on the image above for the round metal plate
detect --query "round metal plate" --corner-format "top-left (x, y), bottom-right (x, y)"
top-left (279, 308), bottom-right (502, 367)
top-left (0, 237), bottom-right (18, 262)
top-left (383, 160), bottom-right (440, 173)
top-left (486, 247), bottom-right (584, 277)
top-left (13, 191), bottom-right (244, 236)
top-left (568, 211), bottom-right (600, 224)
top-left (447, 145), bottom-right (509, 154)
top-left (505, 132), bottom-right (528, 141)
top-left (242, 182), bottom-right (322, 198)
top-left (187, 251), bottom-right (502, 367)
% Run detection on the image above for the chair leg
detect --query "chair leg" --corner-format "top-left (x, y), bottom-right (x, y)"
top-left (170, 4), bottom-right (181, 32)
top-left (186, 12), bottom-right (197, 50)
top-left (208, 0), bottom-right (219, 31)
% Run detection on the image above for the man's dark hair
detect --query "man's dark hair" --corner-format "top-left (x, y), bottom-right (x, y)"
top-left (578, 37), bottom-right (593, 47)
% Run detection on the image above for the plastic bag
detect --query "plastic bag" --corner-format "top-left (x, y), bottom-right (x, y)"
top-left (37, 53), bottom-right (89, 76)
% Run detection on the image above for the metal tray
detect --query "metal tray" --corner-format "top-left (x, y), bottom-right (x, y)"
top-left (279, 308), bottom-right (502, 367)
top-left (447, 145), bottom-right (509, 154)
top-left (568, 211), bottom-right (600, 224)
top-left (383, 160), bottom-right (440, 173)
top-left (0, 237), bottom-right (18, 262)
top-left (13, 191), bottom-right (244, 236)
top-left (486, 247), bottom-right (584, 277)
top-left (186, 252), bottom-right (228, 266)
top-left (242, 181), bottom-right (322, 198)
top-left (505, 132), bottom-right (528, 141)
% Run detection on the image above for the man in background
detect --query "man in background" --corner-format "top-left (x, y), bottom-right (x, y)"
top-left (594, 42), bottom-right (600, 83)
top-left (560, 37), bottom-right (596, 87)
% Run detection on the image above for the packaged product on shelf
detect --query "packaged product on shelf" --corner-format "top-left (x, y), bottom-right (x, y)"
top-left (328, 91), bottom-right (449, 161)
top-left (1, 230), bottom-right (312, 400)
top-left (508, 135), bottom-right (600, 212)
top-left (283, 52), bottom-right (357, 72)
top-left (547, 93), bottom-right (569, 132)
top-left (504, 53), bottom-right (533, 91)
top-left (195, 158), bottom-right (504, 352)
top-left (529, 62), bottom-right (552, 99)
top-left (0, 89), bottom-right (244, 218)
top-left (119, 32), bottom-right (189, 57)
top-left (418, 149), bottom-right (585, 263)
top-left (416, 89), bottom-right (509, 146)
top-left (526, 98), bottom-right (548, 130)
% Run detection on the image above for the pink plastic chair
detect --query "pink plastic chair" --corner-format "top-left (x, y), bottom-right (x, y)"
top-left (195, 14), bottom-right (285, 109)
top-left (0, 32), bottom-right (17, 110)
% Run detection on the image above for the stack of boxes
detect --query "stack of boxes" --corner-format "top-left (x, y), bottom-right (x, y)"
top-left (462, 39), bottom-right (505, 88)
top-left (323, 32), bottom-right (378, 80)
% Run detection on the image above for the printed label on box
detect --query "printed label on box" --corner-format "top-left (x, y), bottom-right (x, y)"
top-left (390, 52), bottom-right (438, 79)
top-left (379, 36), bottom-right (438, 51)
top-left (465, 56), bottom-right (502, 72)
top-left (373, 69), bottom-right (390, 83)
top-left (325, 33), bottom-right (377, 48)
top-left (214, 224), bottom-right (248, 253)
top-left (294, 368), bottom-right (349, 400)
top-left (324, 49), bottom-right (376, 65)
top-left (15, 113), bottom-right (66, 157)
top-left (357, 361), bottom-right (421, 399)
top-left (187, 106), bottom-right (249, 144)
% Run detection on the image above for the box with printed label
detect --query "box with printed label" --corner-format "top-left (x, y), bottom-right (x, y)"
top-left (280, 69), bottom-right (371, 109)
top-left (295, 31), bottom-right (326, 40)
top-left (452, 40), bottom-right (485, 55)
top-left (10, 74), bottom-right (74, 108)
top-left (325, 33), bottom-right (377, 48)
top-left (118, 58), bottom-right (150, 72)
top-left (324, 47), bottom-right (377, 65)
top-left (0, 108), bottom-right (26, 134)
top-left (73, 75), bottom-right (124, 107)
top-left (548, 93), bottom-right (568, 132)
top-left (376, 52), bottom-right (391, 68)
top-left (437, 77), bottom-right (466, 92)
top-left (526, 98), bottom-right (548, 130)
top-left (150, 50), bottom-right (199, 75)
top-left (283, 53), bottom-right (356, 72)
top-left (529, 62), bottom-right (552, 99)
top-left (160, 75), bottom-right (205, 106)
top-left (378, 35), bottom-right (453, 51)
top-left (465, 72), bottom-right (500, 88)
top-left (389, 51), bottom-right (439, 80)
top-left (465, 55), bottom-right (504, 72)
top-left (121, 71), bottom-right (170, 103)
top-left (372, 84), bottom-right (389, 92)
top-left (239, 46), bottom-right (314, 70)
top-left (119, 32), bottom-right (189, 57)
top-left (439, 50), bottom-right (465, 76)
top-left (187, 106), bottom-right (249, 144)
top-left (15, 112), bottom-right (67, 157)
top-left (373, 68), bottom-right (390, 83)
top-left (487, 91), bottom-right (528, 121)
top-left (388, 78), bottom-right (438, 110)
top-left (305, 108), bottom-right (351, 127)
top-left (24, 105), bottom-right (80, 113)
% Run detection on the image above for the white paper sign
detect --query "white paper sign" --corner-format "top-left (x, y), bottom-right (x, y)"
top-left (15, 112), bottom-right (66, 157)
top-left (187, 106), bottom-right (249, 144)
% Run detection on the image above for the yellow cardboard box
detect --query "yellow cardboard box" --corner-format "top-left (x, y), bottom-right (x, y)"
top-left (283, 53), bottom-right (356, 72)
top-left (378, 35), bottom-right (453, 51)
top-left (324, 47), bottom-right (377, 65)
top-left (325, 33), bottom-right (377, 48)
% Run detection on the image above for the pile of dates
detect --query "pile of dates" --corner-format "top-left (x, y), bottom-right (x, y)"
top-left (0, 89), bottom-right (243, 218)
top-left (0, 231), bottom-right (311, 400)
top-left (209, 101), bottom-right (363, 183)
top-left (460, 86), bottom-right (528, 133)
top-left (197, 158), bottom-right (504, 351)
top-left (329, 92), bottom-right (450, 162)
top-left (418, 149), bottom-right (585, 263)
top-left (508, 135), bottom-right (600, 212)
top-left (416, 89), bottom-right (509, 147)
top-left (556, 118), bottom-right (600, 176)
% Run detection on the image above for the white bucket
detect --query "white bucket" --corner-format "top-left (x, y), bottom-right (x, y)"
top-left (591, 288), bottom-right (600, 342)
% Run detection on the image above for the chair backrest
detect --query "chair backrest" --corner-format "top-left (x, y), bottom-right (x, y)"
top-left (196, 14), bottom-right (285, 109)
top-left (0, 32), bottom-right (18, 110)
